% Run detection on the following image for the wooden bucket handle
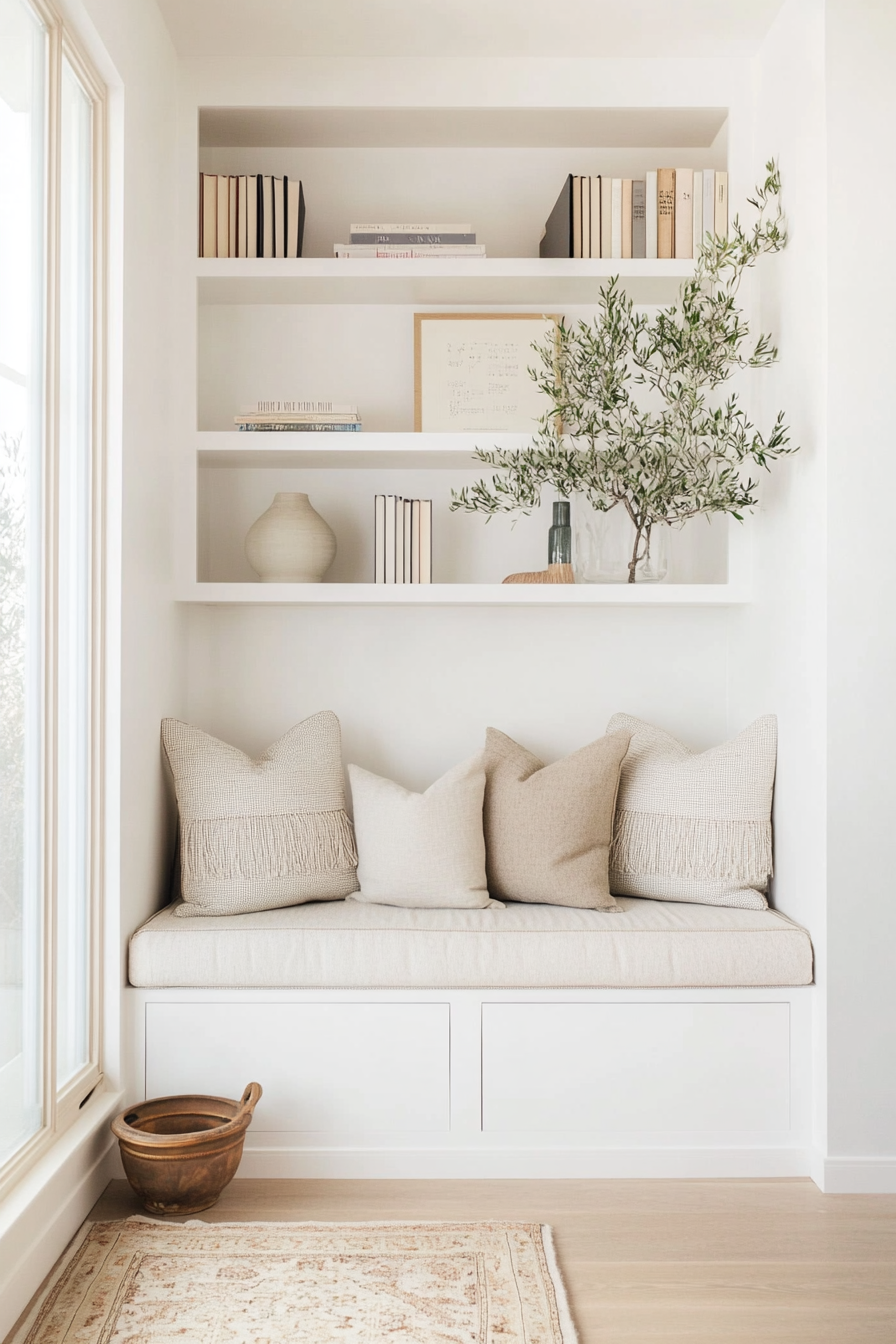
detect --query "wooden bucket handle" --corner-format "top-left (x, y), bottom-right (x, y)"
top-left (238, 1082), bottom-right (263, 1116)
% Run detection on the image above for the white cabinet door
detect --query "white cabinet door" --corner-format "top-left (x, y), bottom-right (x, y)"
top-left (146, 1002), bottom-right (449, 1132)
top-left (482, 1003), bottom-right (790, 1133)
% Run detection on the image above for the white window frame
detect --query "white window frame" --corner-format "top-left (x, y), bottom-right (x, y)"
top-left (0, 0), bottom-right (107, 1198)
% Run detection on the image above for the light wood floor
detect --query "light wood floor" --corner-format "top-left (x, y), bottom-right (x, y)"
top-left (79, 1178), bottom-right (896, 1343)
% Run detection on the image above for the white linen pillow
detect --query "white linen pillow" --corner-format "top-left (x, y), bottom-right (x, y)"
top-left (606, 713), bottom-right (777, 910)
top-left (347, 756), bottom-right (498, 909)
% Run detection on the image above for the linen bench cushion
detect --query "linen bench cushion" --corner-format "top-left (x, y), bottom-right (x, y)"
top-left (128, 896), bottom-right (813, 989)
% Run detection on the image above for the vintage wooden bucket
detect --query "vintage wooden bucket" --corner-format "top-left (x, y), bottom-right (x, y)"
top-left (111, 1082), bottom-right (262, 1215)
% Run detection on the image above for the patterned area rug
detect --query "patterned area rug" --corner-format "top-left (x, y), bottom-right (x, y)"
top-left (12, 1217), bottom-right (578, 1343)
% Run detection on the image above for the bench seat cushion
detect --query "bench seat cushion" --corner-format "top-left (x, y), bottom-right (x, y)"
top-left (128, 896), bottom-right (813, 989)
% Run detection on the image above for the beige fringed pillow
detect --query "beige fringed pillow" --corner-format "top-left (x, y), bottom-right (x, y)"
top-left (606, 713), bottom-right (777, 909)
top-left (162, 712), bottom-right (359, 916)
top-left (483, 727), bottom-right (631, 910)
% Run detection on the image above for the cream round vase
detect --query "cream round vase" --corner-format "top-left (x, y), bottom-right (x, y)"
top-left (245, 492), bottom-right (337, 582)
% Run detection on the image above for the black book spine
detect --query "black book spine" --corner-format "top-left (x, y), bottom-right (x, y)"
top-left (283, 175), bottom-right (289, 258)
top-left (540, 174), bottom-right (574, 259)
top-left (255, 173), bottom-right (264, 258)
top-left (297, 181), bottom-right (306, 259)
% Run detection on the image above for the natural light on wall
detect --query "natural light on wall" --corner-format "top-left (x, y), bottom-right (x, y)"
top-left (0, 0), bottom-right (105, 1188)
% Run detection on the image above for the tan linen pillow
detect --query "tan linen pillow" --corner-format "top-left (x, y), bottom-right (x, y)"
top-left (347, 755), bottom-right (498, 909)
top-left (483, 727), bottom-right (631, 910)
top-left (607, 713), bottom-right (777, 909)
top-left (162, 711), bottom-right (359, 917)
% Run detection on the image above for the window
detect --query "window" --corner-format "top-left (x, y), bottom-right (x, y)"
top-left (0, 0), bottom-right (105, 1189)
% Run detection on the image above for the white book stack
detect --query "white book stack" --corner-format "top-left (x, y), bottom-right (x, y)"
top-left (234, 400), bottom-right (361, 432)
top-left (374, 496), bottom-right (432, 583)
top-left (336, 222), bottom-right (485, 259)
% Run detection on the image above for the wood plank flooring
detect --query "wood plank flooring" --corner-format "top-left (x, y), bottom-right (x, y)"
top-left (80, 1178), bottom-right (896, 1342)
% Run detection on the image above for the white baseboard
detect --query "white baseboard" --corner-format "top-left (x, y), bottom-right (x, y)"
top-left (237, 1144), bottom-right (812, 1180)
top-left (0, 1090), bottom-right (123, 1341)
top-left (818, 1156), bottom-right (896, 1193)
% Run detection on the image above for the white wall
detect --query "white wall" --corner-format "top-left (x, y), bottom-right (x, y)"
top-left (65, 0), bottom-right (183, 1099)
top-left (728, 0), bottom-right (828, 1154)
top-left (183, 605), bottom-right (731, 793)
top-left (825, 0), bottom-right (896, 1185)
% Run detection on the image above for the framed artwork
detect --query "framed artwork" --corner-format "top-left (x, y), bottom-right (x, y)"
top-left (414, 312), bottom-right (559, 433)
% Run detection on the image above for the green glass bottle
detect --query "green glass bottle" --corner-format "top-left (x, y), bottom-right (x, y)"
top-left (548, 500), bottom-right (572, 565)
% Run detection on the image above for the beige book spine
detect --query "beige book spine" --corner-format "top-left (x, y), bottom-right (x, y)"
top-left (600, 176), bottom-right (613, 260)
top-left (674, 168), bottom-right (694, 260)
top-left (611, 178), bottom-right (622, 259)
top-left (572, 176), bottom-right (582, 259)
top-left (714, 171), bottom-right (729, 239)
top-left (228, 176), bottom-right (237, 259)
top-left (216, 174), bottom-right (229, 258)
top-left (692, 171), bottom-right (703, 256)
top-left (590, 177), bottom-right (602, 258)
top-left (621, 179), bottom-right (633, 259)
top-left (657, 168), bottom-right (675, 259)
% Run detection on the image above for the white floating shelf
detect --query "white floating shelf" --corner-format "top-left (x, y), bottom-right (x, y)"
top-left (199, 107), bottom-right (728, 152)
top-left (197, 258), bottom-right (694, 307)
top-left (197, 431), bottom-right (525, 470)
top-left (177, 582), bottom-right (750, 607)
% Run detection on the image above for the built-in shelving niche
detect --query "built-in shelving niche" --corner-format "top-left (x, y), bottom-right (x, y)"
top-left (186, 104), bottom-right (742, 603)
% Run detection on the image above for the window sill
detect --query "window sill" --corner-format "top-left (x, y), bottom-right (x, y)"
top-left (0, 1086), bottom-right (124, 1340)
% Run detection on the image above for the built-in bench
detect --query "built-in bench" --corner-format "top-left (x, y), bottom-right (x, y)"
top-left (126, 898), bottom-right (814, 1180)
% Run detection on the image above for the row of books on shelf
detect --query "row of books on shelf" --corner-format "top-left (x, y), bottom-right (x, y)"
top-left (334, 222), bottom-right (485, 259)
top-left (541, 169), bottom-right (729, 260)
top-left (200, 173), bottom-right (306, 258)
top-left (375, 495), bottom-right (433, 584)
top-left (235, 401), bottom-right (361, 432)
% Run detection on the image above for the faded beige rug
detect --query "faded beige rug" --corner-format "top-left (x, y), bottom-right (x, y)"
top-left (12, 1217), bottom-right (578, 1343)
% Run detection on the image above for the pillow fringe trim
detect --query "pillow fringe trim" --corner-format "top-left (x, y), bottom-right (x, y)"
top-left (610, 809), bottom-right (773, 881)
top-left (182, 810), bottom-right (358, 880)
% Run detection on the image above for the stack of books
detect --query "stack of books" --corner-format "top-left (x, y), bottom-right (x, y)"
top-left (540, 170), bottom-right (728, 261)
top-left (200, 174), bottom-right (306, 258)
top-left (335, 223), bottom-right (485, 259)
top-left (234, 401), bottom-right (361, 433)
top-left (374, 496), bottom-right (432, 583)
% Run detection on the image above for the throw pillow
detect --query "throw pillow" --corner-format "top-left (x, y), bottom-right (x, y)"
top-left (347, 756), bottom-right (496, 908)
top-left (162, 711), bottom-right (359, 917)
top-left (606, 713), bottom-right (777, 909)
top-left (483, 727), bottom-right (631, 910)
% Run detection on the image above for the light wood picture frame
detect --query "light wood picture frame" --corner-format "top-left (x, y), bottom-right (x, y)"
top-left (414, 312), bottom-right (560, 433)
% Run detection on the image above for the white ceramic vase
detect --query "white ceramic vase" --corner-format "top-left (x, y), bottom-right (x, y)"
top-left (245, 492), bottom-right (337, 582)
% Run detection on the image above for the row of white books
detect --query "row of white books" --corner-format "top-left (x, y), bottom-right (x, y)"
top-left (335, 221), bottom-right (485, 260)
top-left (235, 401), bottom-right (361, 433)
top-left (540, 169), bottom-right (729, 260)
top-left (200, 173), bottom-right (306, 258)
top-left (375, 496), bottom-right (433, 584)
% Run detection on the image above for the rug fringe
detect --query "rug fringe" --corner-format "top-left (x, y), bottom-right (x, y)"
top-left (540, 1224), bottom-right (580, 1344)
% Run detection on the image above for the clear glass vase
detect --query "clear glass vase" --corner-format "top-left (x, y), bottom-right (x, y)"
top-left (573, 500), bottom-right (668, 584)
